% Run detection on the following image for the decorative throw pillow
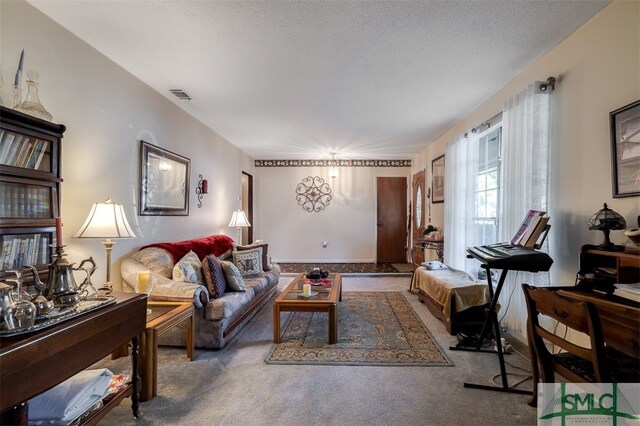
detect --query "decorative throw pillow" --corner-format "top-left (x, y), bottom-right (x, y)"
top-left (172, 251), bottom-right (204, 285)
top-left (220, 261), bottom-right (246, 292)
top-left (202, 255), bottom-right (227, 298)
top-left (232, 247), bottom-right (263, 277)
top-left (218, 248), bottom-right (233, 261)
top-left (236, 242), bottom-right (271, 271)
top-left (132, 247), bottom-right (174, 278)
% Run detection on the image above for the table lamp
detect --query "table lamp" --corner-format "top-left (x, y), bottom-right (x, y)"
top-left (228, 209), bottom-right (251, 245)
top-left (73, 198), bottom-right (136, 293)
top-left (588, 203), bottom-right (626, 251)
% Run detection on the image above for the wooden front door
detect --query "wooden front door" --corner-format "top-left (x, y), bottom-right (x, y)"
top-left (242, 172), bottom-right (253, 244)
top-left (376, 177), bottom-right (408, 263)
top-left (411, 170), bottom-right (426, 264)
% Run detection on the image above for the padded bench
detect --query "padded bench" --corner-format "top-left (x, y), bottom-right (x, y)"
top-left (410, 266), bottom-right (492, 335)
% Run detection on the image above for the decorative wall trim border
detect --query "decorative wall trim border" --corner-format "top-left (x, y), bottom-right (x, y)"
top-left (255, 159), bottom-right (411, 167)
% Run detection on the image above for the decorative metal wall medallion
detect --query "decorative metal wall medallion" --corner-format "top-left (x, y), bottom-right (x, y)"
top-left (295, 176), bottom-right (332, 212)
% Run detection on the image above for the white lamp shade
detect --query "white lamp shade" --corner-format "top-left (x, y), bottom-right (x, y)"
top-left (228, 209), bottom-right (251, 228)
top-left (73, 199), bottom-right (136, 239)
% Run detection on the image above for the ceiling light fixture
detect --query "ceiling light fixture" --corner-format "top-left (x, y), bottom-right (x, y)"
top-left (329, 153), bottom-right (339, 179)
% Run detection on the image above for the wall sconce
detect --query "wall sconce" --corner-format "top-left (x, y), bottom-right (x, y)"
top-left (195, 174), bottom-right (208, 208)
top-left (329, 152), bottom-right (339, 179)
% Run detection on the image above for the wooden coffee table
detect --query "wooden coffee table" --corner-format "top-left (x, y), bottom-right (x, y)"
top-left (273, 273), bottom-right (342, 344)
top-left (140, 301), bottom-right (194, 401)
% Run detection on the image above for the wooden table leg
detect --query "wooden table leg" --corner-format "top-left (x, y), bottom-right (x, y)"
top-left (130, 335), bottom-right (141, 418)
top-left (328, 304), bottom-right (337, 344)
top-left (187, 310), bottom-right (194, 361)
top-left (273, 303), bottom-right (281, 343)
top-left (139, 329), bottom-right (156, 402)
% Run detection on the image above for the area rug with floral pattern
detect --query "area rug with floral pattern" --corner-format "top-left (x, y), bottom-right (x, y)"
top-left (265, 291), bottom-right (453, 366)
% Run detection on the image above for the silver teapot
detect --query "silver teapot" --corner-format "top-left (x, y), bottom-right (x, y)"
top-left (25, 249), bottom-right (94, 307)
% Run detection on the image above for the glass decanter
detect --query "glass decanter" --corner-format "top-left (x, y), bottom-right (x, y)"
top-left (15, 69), bottom-right (52, 121)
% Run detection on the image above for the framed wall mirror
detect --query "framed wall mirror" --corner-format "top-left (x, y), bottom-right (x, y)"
top-left (412, 169), bottom-right (426, 238)
top-left (139, 140), bottom-right (190, 216)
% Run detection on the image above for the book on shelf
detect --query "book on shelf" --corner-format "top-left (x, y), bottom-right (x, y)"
top-left (2, 133), bottom-right (18, 164)
top-left (522, 216), bottom-right (550, 248)
top-left (33, 140), bottom-right (49, 170)
top-left (0, 130), bottom-right (12, 163)
top-left (511, 209), bottom-right (545, 245)
top-left (14, 139), bottom-right (33, 168)
top-left (8, 239), bottom-right (19, 269)
top-left (0, 240), bottom-right (11, 270)
top-left (24, 139), bottom-right (42, 169)
top-left (0, 234), bottom-right (47, 270)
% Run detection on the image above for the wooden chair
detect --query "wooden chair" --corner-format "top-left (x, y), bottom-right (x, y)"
top-left (522, 284), bottom-right (610, 407)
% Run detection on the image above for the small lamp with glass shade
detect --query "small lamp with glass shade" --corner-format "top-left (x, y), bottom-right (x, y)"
top-left (73, 198), bottom-right (136, 293)
top-left (228, 209), bottom-right (251, 245)
top-left (587, 203), bottom-right (626, 251)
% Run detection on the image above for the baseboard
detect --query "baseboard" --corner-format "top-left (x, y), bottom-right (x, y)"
top-left (502, 330), bottom-right (531, 361)
top-left (274, 258), bottom-right (376, 263)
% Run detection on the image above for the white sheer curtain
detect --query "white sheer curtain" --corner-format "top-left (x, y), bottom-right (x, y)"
top-left (443, 132), bottom-right (480, 273)
top-left (498, 84), bottom-right (551, 340)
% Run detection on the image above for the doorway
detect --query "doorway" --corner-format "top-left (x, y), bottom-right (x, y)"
top-left (241, 172), bottom-right (253, 244)
top-left (376, 177), bottom-right (407, 263)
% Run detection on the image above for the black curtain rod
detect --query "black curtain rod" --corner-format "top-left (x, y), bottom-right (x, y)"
top-left (463, 75), bottom-right (557, 138)
top-left (465, 112), bottom-right (502, 138)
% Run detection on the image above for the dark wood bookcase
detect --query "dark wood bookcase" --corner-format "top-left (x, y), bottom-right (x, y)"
top-left (0, 106), bottom-right (65, 282)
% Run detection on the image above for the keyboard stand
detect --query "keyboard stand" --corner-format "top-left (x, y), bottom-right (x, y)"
top-left (449, 264), bottom-right (531, 395)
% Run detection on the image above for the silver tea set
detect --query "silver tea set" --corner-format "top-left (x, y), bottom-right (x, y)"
top-left (0, 246), bottom-right (99, 332)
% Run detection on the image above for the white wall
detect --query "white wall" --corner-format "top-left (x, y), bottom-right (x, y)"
top-left (1, 1), bottom-right (254, 289)
top-left (255, 166), bottom-right (409, 262)
top-left (411, 1), bottom-right (639, 338)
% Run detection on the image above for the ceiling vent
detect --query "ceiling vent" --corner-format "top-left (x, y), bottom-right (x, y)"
top-left (169, 89), bottom-right (191, 101)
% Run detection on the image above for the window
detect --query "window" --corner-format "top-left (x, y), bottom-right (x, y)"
top-left (474, 125), bottom-right (502, 245)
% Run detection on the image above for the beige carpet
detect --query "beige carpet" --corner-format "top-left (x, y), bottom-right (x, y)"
top-left (96, 275), bottom-right (538, 425)
top-left (265, 291), bottom-right (452, 366)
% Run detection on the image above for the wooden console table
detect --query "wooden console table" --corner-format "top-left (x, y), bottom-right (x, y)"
top-left (0, 292), bottom-right (147, 424)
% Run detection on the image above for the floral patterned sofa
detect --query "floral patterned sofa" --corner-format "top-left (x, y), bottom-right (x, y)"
top-left (121, 234), bottom-right (280, 349)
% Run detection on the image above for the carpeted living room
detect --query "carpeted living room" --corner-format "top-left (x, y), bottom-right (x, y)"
top-left (1, 1), bottom-right (638, 425)
top-left (97, 275), bottom-right (538, 425)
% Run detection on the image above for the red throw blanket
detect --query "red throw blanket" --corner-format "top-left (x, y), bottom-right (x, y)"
top-left (141, 234), bottom-right (234, 262)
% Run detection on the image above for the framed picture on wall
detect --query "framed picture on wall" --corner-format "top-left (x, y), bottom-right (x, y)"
top-left (432, 154), bottom-right (445, 203)
top-left (139, 140), bottom-right (191, 216)
top-left (610, 100), bottom-right (640, 198)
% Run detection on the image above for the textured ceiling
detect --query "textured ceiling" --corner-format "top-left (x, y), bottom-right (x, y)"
top-left (28, 0), bottom-right (609, 160)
